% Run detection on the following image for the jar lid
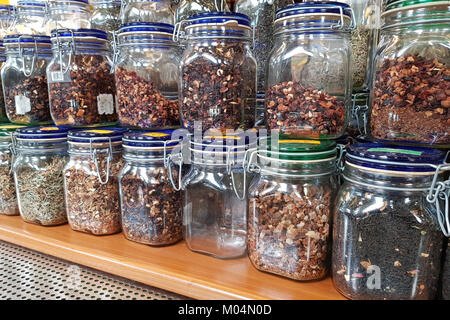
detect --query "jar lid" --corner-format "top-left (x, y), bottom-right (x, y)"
top-left (0, 5), bottom-right (13, 11)
top-left (68, 127), bottom-right (127, 145)
top-left (53, 0), bottom-right (90, 4)
top-left (186, 12), bottom-right (251, 28)
top-left (17, 1), bottom-right (46, 8)
top-left (346, 143), bottom-right (446, 173)
top-left (260, 138), bottom-right (337, 161)
top-left (385, 0), bottom-right (444, 10)
top-left (15, 125), bottom-right (71, 143)
top-left (193, 133), bottom-right (257, 152)
top-left (50, 28), bottom-right (109, 41)
top-left (122, 130), bottom-right (179, 149)
top-left (4, 34), bottom-right (52, 46)
top-left (118, 22), bottom-right (174, 35)
top-left (276, 2), bottom-right (351, 19)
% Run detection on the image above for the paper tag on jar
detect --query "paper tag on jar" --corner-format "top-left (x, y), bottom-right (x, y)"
top-left (15, 96), bottom-right (31, 115)
top-left (50, 71), bottom-right (71, 83)
top-left (97, 94), bottom-right (115, 115)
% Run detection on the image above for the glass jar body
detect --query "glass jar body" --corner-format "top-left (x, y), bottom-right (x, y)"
top-left (0, 58), bottom-right (7, 122)
top-left (115, 44), bottom-right (181, 129)
top-left (121, 0), bottom-right (174, 24)
top-left (183, 164), bottom-right (249, 259)
top-left (90, 3), bottom-right (121, 36)
top-left (332, 167), bottom-right (444, 300)
top-left (45, 2), bottom-right (91, 34)
top-left (266, 32), bottom-right (350, 139)
top-left (13, 148), bottom-right (68, 226)
top-left (175, 0), bottom-right (230, 24)
top-left (1, 52), bottom-right (52, 125)
top-left (248, 171), bottom-right (337, 280)
top-left (0, 142), bottom-right (18, 216)
top-left (180, 38), bottom-right (257, 132)
top-left (47, 49), bottom-right (118, 127)
top-left (368, 26), bottom-right (450, 146)
top-left (14, 7), bottom-right (47, 35)
top-left (119, 159), bottom-right (183, 245)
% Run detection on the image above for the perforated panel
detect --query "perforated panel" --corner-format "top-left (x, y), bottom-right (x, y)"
top-left (0, 241), bottom-right (188, 300)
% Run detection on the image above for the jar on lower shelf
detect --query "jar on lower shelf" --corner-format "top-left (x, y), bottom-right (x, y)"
top-left (443, 241), bottom-right (449, 300)
top-left (119, 130), bottom-right (183, 246)
top-left (247, 138), bottom-right (339, 280)
top-left (0, 124), bottom-right (26, 216)
top-left (0, 40), bottom-right (7, 122)
top-left (13, 126), bottom-right (70, 226)
top-left (332, 143), bottom-right (449, 300)
top-left (64, 128), bottom-right (126, 235)
top-left (179, 133), bottom-right (257, 259)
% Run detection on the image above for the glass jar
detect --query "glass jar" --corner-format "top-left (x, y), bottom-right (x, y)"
top-left (13, 126), bottom-right (70, 226)
top-left (1, 34), bottom-right (52, 125)
top-left (235, 0), bottom-right (293, 92)
top-left (174, 0), bottom-right (229, 24)
top-left (332, 143), bottom-right (448, 300)
top-left (115, 23), bottom-right (181, 129)
top-left (265, 2), bottom-right (352, 139)
top-left (119, 130), bottom-right (183, 245)
top-left (178, 13), bottom-right (257, 132)
top-left (45, 0), bottom-right (91, 34)
top-left (348, 0), bottom-right (377, 91)
top-left (247, 138), bottom-right (338, 280)
top-left (0, 124), bottom-right (26, 216)
top-left (64, 128), bottom-right (125, 235)
top-left (347, 91), bottom-right (369, 138)
top-left (368, 1), bottom-right (450, 146)
top-left (90, 0), bottom-right (122, 36)
top-left (443, 241), bottom-right (449, 300)
top-left (47, 29), bottom-right (118, 127)
top-left (180, 133), bottom-right (257, 259)
top-left (13, 1), bottom-right (48, 36)
top-left (0, 40), bottom-right (7, 122)
top-left (0, 5), bottom-right (15, 39)
top-left (121, 0), bottom-right (174, 24)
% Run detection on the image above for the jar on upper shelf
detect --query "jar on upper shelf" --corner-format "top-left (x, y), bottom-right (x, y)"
top-left (47, 29), bottom-right (117, 127)
top-left (114, 22), bottom-right (181, 129)
top-left (13, 126), bottom-right (70, 226)
top-left (368, 0), bottom-right (450, 147)
top-left (0, 5), bottom-right (15, 39)
top-left (0, 40), bottom-right (7, 122)
top-left (332, 143), bottom-right (449, 299)
top-left (265, 2), bottom-right (352, 139)
top-left (45, 0), bottom-right (91, 34)
top-left (1, 34), bottom-right (52, 125)
top-left (174, 0), bottom-right (229, 25)
top-left (12, 1), bottom-right (48, 36)
top-left (90, 0), bottom-right (121, 36)
top-left (178, 12), bottom-right (257, 133)
top-left (121, 0), bottom-right (174, 24)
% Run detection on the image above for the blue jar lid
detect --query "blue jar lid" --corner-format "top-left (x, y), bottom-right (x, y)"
top-left (16, 125), bottom-right (71, 141)
top-left (122, 130), bottom-right (181, 155)
top-left (50, 28), bottom-right (109, 41)
top-left (68, 128), bottom-right (127, 144)
top-left (118, 22), bottom-right (174, 35)
top-left (0, 5), bottom-right (13, 10)
top-left (193, 133), bottom-right (257, 153)
top-left (276, 2), bottom-right (351, 20)
top-left (346, 143), bottom-right (446, 173)
top-left (17, 1), bottom-right (46, 7)
top-left (186, 12), bottom-right (251, 28)
top-left (4, 34), bottom-right (51, 45)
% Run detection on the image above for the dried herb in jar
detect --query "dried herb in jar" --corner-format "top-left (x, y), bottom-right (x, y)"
top-left (4, 75), bottom-right (51, 124)
top-left (48, 55), bottom-right (117, 127)
top-left (370, 54), bottom-right (450, 144)
top-left (64, 155), bottom-right (123, 235)
top-left (115, 67), bottom-right (180, 129)
top-left (180, 42), bottom-right (256, 132)
top-left (350, 25), bottom-right (371, 90)
top-left (120, 170), bottom-right (183, 245)
top-left (15, 156), bottom-right (67, 226)
top-left (248, 183), bottom-right (333, 281)
top-left (266, 81), bottom-right (346, 138)
top-left (0, 152), bottom-right (18, 216)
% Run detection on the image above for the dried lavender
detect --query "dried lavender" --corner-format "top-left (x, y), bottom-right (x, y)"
top-left (350, 25), bottom-right (371, 90)
top-left (15, 156), bottom-right (68, 226)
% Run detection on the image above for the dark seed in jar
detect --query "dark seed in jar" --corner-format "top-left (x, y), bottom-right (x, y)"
top-left (48, 55), bottom-right (117, 127)
top-left (248, 182), bottom-right (333, 281)
top-left (115, 67), bottom-right (180, 129)
top-left (370, 54), bottom-right (450, 144)
top-left (4, 75), bottom-right (51, 124)
top-left (265, 81), bottom-right (346, 138)
top-left (120, 170), bottom-right (183, 245)
top-left (180, 42), bottom-right (256, 132)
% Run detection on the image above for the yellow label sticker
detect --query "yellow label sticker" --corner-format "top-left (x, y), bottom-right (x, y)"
top-left (204, 136), bottom-right (240, 140)
top-left (279, 140), bottom-right (321, 144)
top-left (84, 130), bottom-right (114, 134)
top-left (40, 127), bottom-right (59, 131)
top-left (143, 132), bottom-right (170, 137)
top-left (0, 125), bottom-right (25, 129)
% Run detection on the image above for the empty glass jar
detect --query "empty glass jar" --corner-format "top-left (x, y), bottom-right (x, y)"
top-left (247, 138), bottom-right (338, 280)
top-left (368, 0), bottom-right (450, 146)
top-left (266, 2), bottom-right (352, 139)
top-left (115, 23), bottom-right (181, 129)
top-left (1, 34), bottom-right (52, 125)
top-left (332, 143), bottom-right (448, 300)
top-left (45, 0), bottom-right (91, 34)
top-left (13, 126), bottom-right (70, 226)
top-left (178, 12), bottom-right (257, 132)
top-left (121, 0), bottom-right (174, 24)
top-left (119, 130), bottom-right (183, 246)
top-left (12, 1), bottom-right (47, 35)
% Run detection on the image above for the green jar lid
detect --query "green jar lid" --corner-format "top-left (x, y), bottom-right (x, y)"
top-left (386, 0), bottom-right (448, 10)
top-left (259, 138), bottom-right (337, 162)
top-left (0, 124), bottom-right (27, 138)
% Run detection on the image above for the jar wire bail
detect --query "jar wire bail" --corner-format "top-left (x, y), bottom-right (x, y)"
top-left (54, 28), bottom-right (76, 76)
top-left (89, 137), bottom-right (113, 185)
top-left (18, 35), bottom-right (37, 77)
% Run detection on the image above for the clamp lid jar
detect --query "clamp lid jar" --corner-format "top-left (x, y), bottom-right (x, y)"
top-left (91, 0), bottom-right (122, 36)
top-left (333, 143), bottom-right (449, 300)
top-left (121, 0), bottom-right (175, 25)
top-left (0, 5), bottom-right (15, 39)
top-left (13, 1), bottom-right (48, 36)
top-left (46, 0), bottom-right (91, 34)
top-left (64, 128), bottom-right (126, 235)
top-left (119, 130), bottom-right (184, 246)
top-left (13, 125), bottom-right (70, 226)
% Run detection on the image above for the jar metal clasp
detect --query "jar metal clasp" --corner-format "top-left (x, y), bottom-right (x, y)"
top-left (89, 137), bottom-right (113, 185)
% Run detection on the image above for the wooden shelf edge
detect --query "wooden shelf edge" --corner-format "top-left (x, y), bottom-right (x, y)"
top-left (0, 216), bottom-right (345, 300)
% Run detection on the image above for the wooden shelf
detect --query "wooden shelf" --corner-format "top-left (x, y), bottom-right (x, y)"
top-left (0, 215), bottom-right (344, 300)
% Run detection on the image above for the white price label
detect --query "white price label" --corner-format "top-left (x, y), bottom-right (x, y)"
top-left (15, 96), bottom-right (31, 115)
top-left (97, 94), bottom-right (115, 115)
top-left (51, 71), bottom-right (65, 82)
